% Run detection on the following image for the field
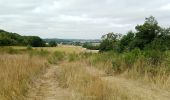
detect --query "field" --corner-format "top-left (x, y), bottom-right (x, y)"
top-left (10, 45), bottom-right (85, 53)
top-left (0, 46), bottom-right (170, 100)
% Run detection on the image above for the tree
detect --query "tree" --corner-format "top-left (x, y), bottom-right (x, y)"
top-left (145, 28), bottom-right (170, 51)
top-left (131, 16), bottom-right (161, 50)
top-left (119, 31), bottom-right (135, 52)
top-left (49, 41), bottom-right (57, 47)
top-left (24, 36), bottom-right (45, 47)
top-left (0, 29), bottom-right (45, 47)
top-left (0, 31), bottom-right (20, 46)
top-left (74, 42), bottom-right (81, 46)
top-left (99, 33), bottom-right (122, 52)
top-left (101, 32), bottom-right (121, 41)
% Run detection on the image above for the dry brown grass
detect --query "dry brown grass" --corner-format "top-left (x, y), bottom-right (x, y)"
top-left (86, 52), bottom-right (170, 91)
top-left (57, 61), bottom-right (140, 100)
top-left (0, 54), bottom-right (48, 100)
top-left (57, 61), bottom-right (111, 100)
top-left (120, 57), bottom-right (170, 90)
top-left (1, 46), bottom-right (170, 100)
top-left (58, 60), bottom-right (170, 100)
top-left (6, 45), bottom-right (85, 54)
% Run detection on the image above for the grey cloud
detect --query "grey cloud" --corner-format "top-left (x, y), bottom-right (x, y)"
top-left (0, 0), bottom-right (170, 39)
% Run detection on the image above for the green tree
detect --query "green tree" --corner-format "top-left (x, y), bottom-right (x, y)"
top-left (131, 16), bottom-right (161, 50)
top-left (0, 29), bottom-right (45, 47)
top-left (49, 41), bottom-right (57, 47)
top-left (24, 36), bottom-right (45, 47)
top-left (99, 32), bottom-right (121, 52)
top-left (145, 28), bottom-right (170, 51)
top-left (119, 31), bottom-right (135, 52)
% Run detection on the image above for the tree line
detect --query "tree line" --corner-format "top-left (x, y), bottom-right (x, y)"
top-left (0, 30), bottom-right (58, 47)
top-left (99, 16), bottom-right (170, 52)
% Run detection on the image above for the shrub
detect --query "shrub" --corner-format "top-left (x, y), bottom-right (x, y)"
top-left (143, 50), bottom-right (166, 65)
top-left (123, 48), bottom-right (141, 68)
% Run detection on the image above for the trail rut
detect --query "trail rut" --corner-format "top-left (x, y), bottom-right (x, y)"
top-left (25, 66), bottom-right (75, 100)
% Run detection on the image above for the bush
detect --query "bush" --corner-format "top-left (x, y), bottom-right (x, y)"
top-left (143, 50), bottom-right (166, 65)
top-left (123, 48), bottom-right (141, 68)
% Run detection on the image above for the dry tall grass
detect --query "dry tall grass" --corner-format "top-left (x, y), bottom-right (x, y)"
top-left (86, 51), bottom-right (170, 90)
top-left (57, 61), bottom-right (111, 100)
top-left (1, 46), bottom-right (170, 100)
top-left (0, 54), bottom-right (48, 100)
top-left (57, 54), bottom-right (170, 100)
top-left (124, 57), bottom-right (170, 90)
top-left (56, 61), bottom-right (140, 100)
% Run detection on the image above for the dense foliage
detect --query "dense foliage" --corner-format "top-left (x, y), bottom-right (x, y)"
top-left (48, 41), bottom-right (57, 47)
top-left (82, 42), bottom-right (100, 50)
top-left (0, 30), bottom-right (45, 47)
top-left (99, 16), bottom-right (170, 52)
top-left (99, 32), bottom-right (121, 52)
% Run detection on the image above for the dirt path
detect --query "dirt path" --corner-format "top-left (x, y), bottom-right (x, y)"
top-left (86, 67), bottom-right (170, 100)
top-left (25, 66), bottom-right (75, 100)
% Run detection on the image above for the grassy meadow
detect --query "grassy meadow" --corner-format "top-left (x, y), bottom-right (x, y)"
top-left (10, 45), bottom-right (85, 53)
top-left (0, 46), bottom-right (56, 99)
top-left (0, 45), bottom-right (88, 100)
top-left (0, 45), bottom-right (170, 100)
top-left (56, 48), bottom-right (170, 100)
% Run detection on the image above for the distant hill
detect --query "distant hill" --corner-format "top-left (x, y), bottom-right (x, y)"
top-left (0, 29), bottom-right (101, 47)
top-left (44, 38), bottom-right (101, 44)
top-left (0, 29), bottom-right (45, 47)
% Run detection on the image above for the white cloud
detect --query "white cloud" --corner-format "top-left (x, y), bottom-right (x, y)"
top-left (32, 7), bottom-right (42, 13)
top-left (109, 23), bottom-right (131, 28)
top-left (160, 3), bottom-right (170, 10)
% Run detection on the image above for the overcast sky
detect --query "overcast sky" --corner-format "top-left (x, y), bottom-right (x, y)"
top-left (0, 0), bottom-right (170, 39)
